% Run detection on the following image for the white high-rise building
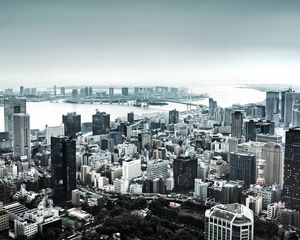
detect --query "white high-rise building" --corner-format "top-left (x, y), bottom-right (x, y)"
top-left (13, 113), bottom-right (31, 160)
top-left (117, 142), bottom-right (138, 157)
top-left (72, 189), bottom-right (81, 206)
top-left (122, 159), bottom-right (141, 180)
top-left (166, 177), bottom-right (174, 192)
top-left (246, 195), bottom-right (262, 216)
top-left (45, 124), bottom-right (64, 144)
top-left (113, 178), bottom-right (129, 194)
top-left (205, 204), bottom-right (254, 240)
top-left (267, 203), bottom-right (278, 220)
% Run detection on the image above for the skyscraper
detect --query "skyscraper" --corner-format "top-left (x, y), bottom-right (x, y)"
top-left (244, 119), bottom-right (257, 142)
top-left (13, 113), bottom-right (31, 160)
top-left (205, 204), bottom-right (254, 240)
top-left (109, 87), bottom-right (114, 97)
top-left (121, 87), bottom-right (129, 96)
top-left (51, 136), bottom-right (76, 202)
top-left (88, 86), bottom-right (93, 96)
top-left (122, 159), bottom-right (142, 181)
top-left (209, 98), bottom-right (217, 117)
top-left (224, 108), bottom-right (232, 126)
top-left (4, 97), bottom-right (26, 138)
top-left (127, 112), bottom-right (134, 124)
top-left (71, 89), bottom-right (79, 99)
top-left (62, 112), bottom-right (81, 138)
top-left (292, 101), bottom-right (300, 127)
top-left (262, 142), bottom-right (283, 187)
top-left (282, 128), bottom-right (300, 210)
top-left (60, 87), bottom-right (65, 96)
top-left (169, 109), bottom-right (179, 124)
top-left (173, 156), bottom-right (197, 192)
top-left (284, 91), bottom-right (300, 127)
top-left (281, 89), bottom-right (293, 122)
top-left (92, 111), bottom-right (110, 135)
top-left (19, 86), bottom-right (24, 96)
top-left (231, 111), bottom-right (243, 138)
top-left (266, 91), bottom-right (279, 121)
top-left (229, 152), bottom-right (256, 187)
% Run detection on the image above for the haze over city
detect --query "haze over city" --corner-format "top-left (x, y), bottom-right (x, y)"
top-left (1, 0), bottom-right (300, 88)
top-left (1, 1), bottom-right (300, 240)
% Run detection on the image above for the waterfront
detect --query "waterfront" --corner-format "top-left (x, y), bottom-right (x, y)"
top-left (0, 85), bottom-right (265, 131)
top-left (0, 100), bottom-right (198, 131)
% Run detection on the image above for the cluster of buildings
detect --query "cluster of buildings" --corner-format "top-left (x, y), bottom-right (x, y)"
top-left (0, 87), bottom-right (300, 239)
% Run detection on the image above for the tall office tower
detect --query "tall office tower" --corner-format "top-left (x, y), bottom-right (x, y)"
top-left (281, 89), bottom-right (293, 121)
top-left (229, 152), bottom-right (256, 187)
top-left (51, 136), bottom-right (76, 202)
top-left (62, 112), bottom-right (81, 138)
top-left (88, 86), bottom-right (93, 96)
top-left (121, 87), bottom-right (129, 96)
top-left (84, 86), bottom-right (89, 97)
top-left (13, 113), bottom-right (31, 160)
top-left (224, 108), bottom-right (232, 126)
top-left (205, 204), bottom-right (254, 240)
top-left (284, 92), bottom-right (300, 127)
top-left (266, 91), bottom-right (279, 121)
top-left (169, 109), bottom-right (179, 124)
top-left (60, 87), bottom-right (65, 96)
top-left (209, 98), bottom-right (217, 116)
top-left (53, 85), bottom-right (57, 96)
top-left (231, 111), bottom-right (243, 138)
top-left (261, 142), bottom-right (283, 187)
top-left (4, 97), bottom-right (26, 138)
top-left (282, 128), bottom-right (300, 210)
top-left (80, 87), bottom-right (88, 98)
top-left (292, 101), bottom-right (300, 127)
top-left (127, 112), bottom-right (134, 124)
top-left (0, 181), bottom-right (12, 204)
top-left (122, 159), bottom-right (142, 181)
top-left (92, 111), bottom-right (110, 135)
top-left (173, 156), bottom-right (197, 192)
top-left (19, 86), bottom-right (24, 96)
top-left (194, 179), bottom-right (209, 201)
top-left (71, 89), bottom-right (79, 99)
top-left (109, 87), bottom-right (114, 97)
top-left (244, 119), bottom-right (257, 142)
top-left (147, 159), bottom-right (169, 180)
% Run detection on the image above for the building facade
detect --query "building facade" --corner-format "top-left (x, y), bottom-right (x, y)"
top-left (282, 128), bottom-right (300, 210)
top-left (51, 136), bottom-right (76, 202)
top-left (205, 203), bottom-right (254, 240)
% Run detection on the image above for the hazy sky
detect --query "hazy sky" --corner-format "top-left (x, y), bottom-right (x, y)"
top-left (1, 0), bottom-right (300, 88)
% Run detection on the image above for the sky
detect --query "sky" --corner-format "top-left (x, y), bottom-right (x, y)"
top-left (1, 0), bottom-right (300, 89)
